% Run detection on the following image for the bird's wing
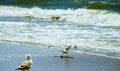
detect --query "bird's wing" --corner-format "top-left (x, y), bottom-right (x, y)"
top-left (65, 45), bottom-right (71, 50)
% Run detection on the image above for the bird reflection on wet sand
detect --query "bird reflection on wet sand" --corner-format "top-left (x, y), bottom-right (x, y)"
top-left (61, 57), bottom-right (70, 71)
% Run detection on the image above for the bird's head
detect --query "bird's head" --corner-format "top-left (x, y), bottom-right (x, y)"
top-left (26, 54), bottom-right (31, 60)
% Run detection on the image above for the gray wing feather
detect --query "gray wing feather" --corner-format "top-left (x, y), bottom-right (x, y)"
top-left (65, 45), bottom-right (71, 50)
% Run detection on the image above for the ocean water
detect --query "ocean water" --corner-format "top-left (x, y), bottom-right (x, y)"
top-left (0, 0), bottom-right (120, 58)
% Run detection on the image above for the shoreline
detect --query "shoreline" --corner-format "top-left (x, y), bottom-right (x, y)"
top-left (0, 42), bottom-right (120, 71)
top-left (0, 40), bottom-right (119, 59)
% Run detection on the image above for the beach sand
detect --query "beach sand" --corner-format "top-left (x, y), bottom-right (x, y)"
top-left (0, 42), bottom-right (120, 71)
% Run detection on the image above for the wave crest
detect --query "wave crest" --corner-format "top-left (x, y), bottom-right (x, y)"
top-left (0, 6), bottom-right (120, 26)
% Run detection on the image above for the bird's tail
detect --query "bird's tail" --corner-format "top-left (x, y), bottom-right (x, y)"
top-left (16, 67), bottom-right (21, 70)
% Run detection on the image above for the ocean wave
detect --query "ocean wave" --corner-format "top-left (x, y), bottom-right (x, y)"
top-left (0, 6), bottom-right (120, 26)
top-left (0, 6), bottom-right (120, 58)
top-left (0, 0), bottom-right (80, 9)
top-left (0, 0), bottom-right (120, 10)
top-left (0, 21), bottom-right (120, 58)
top-left (80, 2), bottom-right (120, 10)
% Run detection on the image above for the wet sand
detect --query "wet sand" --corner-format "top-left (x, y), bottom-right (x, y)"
top-left (0, 42), bottom-right (120, 71)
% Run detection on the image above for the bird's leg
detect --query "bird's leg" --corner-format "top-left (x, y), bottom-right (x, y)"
top-left (66, 53), bottom-right (68, 57)
top-left (61, 53), bottom-right (64, 58)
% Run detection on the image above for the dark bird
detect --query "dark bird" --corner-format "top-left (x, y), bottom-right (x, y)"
top-left (61, 45), bottom-right (72, 58)
top-left (48, 45), bottom-right (52, 48)
top-left (16, 55), bottom-right (33, 71)
top-left (73, 45), bottom-right (77, 48)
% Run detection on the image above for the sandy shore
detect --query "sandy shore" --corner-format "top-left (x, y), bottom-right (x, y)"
top-left (0, 42), bottom-right (120, 71)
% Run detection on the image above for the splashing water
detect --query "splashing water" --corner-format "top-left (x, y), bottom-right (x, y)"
top-left (0, 6), bottom-right (120, 58)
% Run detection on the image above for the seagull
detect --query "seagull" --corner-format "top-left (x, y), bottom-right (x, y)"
top-left (48, 45), bottom-right (72, 58)
top-left (61, 45), bottom-right (72, 58)
top-left (16, 55), bottom-right (33, 71)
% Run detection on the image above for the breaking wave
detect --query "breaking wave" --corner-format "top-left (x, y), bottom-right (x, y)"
top-left (0, 6), bottom-right (120, 59)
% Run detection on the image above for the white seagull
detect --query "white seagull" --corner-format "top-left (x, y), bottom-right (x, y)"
top-left (16, 55), bottom-right (33, 71)
top-left (61, 45), bottom-right (72, 57)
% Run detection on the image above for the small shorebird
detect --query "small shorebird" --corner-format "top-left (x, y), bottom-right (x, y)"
top-left (16, 55), bottom-right (33, 71)
top-left (48, 45), bottom-right (76, 58)
top-left (61, 45), bottom-right (72, 58)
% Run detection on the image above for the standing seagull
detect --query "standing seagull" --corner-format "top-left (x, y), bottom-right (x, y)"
top-left (16, 55), bottom-right (33, 71)
top-left (61, 45), bottom-right (72, 58)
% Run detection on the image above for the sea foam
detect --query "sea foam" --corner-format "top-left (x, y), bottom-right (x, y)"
top-left (0, 6), bottom-right (120, 58)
